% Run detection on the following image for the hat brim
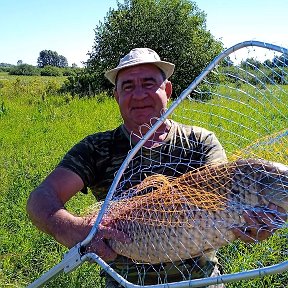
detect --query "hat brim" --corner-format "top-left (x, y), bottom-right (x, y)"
top-left (105, 60), bottom-right (175, 85)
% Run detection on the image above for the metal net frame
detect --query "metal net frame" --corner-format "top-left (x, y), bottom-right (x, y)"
top-left (28, 41), bottom-right (288, 288)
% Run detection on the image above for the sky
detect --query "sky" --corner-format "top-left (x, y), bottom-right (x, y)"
top-left (0, 0), bottom-right (287, 67)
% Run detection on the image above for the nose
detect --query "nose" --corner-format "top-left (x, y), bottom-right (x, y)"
top-left (132, 85), bottom-right (147, 100)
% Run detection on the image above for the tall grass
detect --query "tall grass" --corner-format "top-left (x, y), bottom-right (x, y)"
top-left (172, 84), bottom-right (288, 161)
top-left (0, 75), bottom-right (121, 287)
top-left (0, 75), bottom-right (287, 287)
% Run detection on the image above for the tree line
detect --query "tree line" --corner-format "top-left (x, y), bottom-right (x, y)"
top-left (6, 64), bottom-right (81, 77)
top-left (1, 49), bottom-right (81, 76)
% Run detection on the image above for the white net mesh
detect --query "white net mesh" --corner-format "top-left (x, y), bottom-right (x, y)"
top-left (88, 42), bottom-right (288, 287)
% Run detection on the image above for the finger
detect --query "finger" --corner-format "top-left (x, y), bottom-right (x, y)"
top-left (243, 210), bottom-right (278, 235)
top-left (243, 209), bottom-right (277, 229)
top-left (242, 210), bottom-right (261, 226)
top-left (251, 205), bottom-right (286, 228)
top-left (258, 226), bottom-right (275, 240)
top-left (258, 212), bottom-right (282, 228)
top-left (232, 224), bottom-right (273, 242)
top-left (249, 210), bottom-right (274, 228)
top-left (97, 241), bottom-right (118, 261)
top-left (231, 227), bottom-right (256, 243)
top-left (86, 239), bottom-right (118, 262)
top-left (266, 203), bottom-right (287, 221)
top-left (98, 224), bottom-right (132, 244)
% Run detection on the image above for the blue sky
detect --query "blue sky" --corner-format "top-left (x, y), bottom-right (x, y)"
top-left (1, 0), bottom-right (287, 66)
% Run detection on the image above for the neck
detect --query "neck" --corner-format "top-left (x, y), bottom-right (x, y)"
top-left (124, 120), bottom-right (172, 148)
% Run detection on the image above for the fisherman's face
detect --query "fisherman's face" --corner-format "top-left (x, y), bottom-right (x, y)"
top-left (114, 64), bottom-right (172, 132)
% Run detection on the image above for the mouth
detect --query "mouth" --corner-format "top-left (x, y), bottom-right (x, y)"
top-left (131, 105), bottom-right (152, 111)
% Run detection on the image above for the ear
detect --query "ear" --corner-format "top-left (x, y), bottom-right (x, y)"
top-left (165, 81), bottom-right (172, 100)
top-left (114, 89), bottom-right (119, 104)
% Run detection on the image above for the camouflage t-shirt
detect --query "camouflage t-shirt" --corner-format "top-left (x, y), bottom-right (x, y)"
top-left (57, 120), bottom-right (227, 285)
top-left (58, 121), bottom-right (227, 200)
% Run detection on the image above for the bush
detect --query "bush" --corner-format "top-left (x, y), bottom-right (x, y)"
top-left (62, 68), bottom-right (76, 76)
top-left (62, 67), bottom-right (83, 77)
top-left (9, 64), bottom-right (40, 76)
top-left (0, 66), bottom-right (12, 73)
top-left (60, 69), bottom-right (100, 98)
top-left (40, 66), bottom-right (63, 77)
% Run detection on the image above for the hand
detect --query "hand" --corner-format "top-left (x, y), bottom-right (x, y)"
top-left (232, 203), bottom-right (287, 243)
top-left (85, 220), bottom-right (131, 262)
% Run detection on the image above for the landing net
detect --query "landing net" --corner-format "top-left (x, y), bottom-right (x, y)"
top-left (84, 42), bottom-right (288, 287)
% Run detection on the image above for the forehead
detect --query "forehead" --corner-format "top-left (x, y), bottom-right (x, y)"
top-left (117, 64), bottom-right (163, 81)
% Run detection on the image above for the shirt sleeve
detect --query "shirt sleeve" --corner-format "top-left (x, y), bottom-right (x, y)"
top-left (57, 133), bottom-right (109, 193)
top-left (189, 126), bottom-right (227, 165)
top-left (201, 131), bottom-right (227, 164)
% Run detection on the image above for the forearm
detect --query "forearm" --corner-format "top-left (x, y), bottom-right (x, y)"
top-left (26, 186), bottom-right (92, 248)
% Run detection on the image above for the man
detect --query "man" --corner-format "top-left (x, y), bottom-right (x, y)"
top-left (26, 48), bottom-right (281, 287)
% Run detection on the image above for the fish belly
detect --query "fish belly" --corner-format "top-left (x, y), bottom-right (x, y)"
top-left (109, 209), bottom-right (244, 264)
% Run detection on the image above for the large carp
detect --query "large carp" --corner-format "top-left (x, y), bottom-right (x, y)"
top-left (96, 158), bottom-right (288, 264)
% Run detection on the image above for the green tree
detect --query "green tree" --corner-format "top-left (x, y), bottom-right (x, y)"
top-left (37, 50), bottom-right (68, 68)
top-left (59, 55), bottom-right (69, 68)
top-left (68, 0), bottom-right (223, 97)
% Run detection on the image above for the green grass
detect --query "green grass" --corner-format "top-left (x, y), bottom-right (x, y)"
top-left (172, 84), bottom-right (288, 161)
top-left (0, 75), bottom-right (287, 287)
top-left (0, 75), bottom-right (121, 287)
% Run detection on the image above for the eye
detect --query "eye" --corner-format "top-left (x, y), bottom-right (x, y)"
top-left (143, 81), bottom-right (155, 89)
top-left (122, 83), bottom-right (133, 91)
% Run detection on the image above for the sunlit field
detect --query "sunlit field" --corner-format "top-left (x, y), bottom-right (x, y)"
top-left (0, 74), bottom-right (287, 287)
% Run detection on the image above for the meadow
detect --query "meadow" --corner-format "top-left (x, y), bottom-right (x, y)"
top-left (0, 73), bottom-right (287, 287)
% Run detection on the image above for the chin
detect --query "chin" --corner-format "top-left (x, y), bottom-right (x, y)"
top-left (133, 116), bottom-right (152, 125)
